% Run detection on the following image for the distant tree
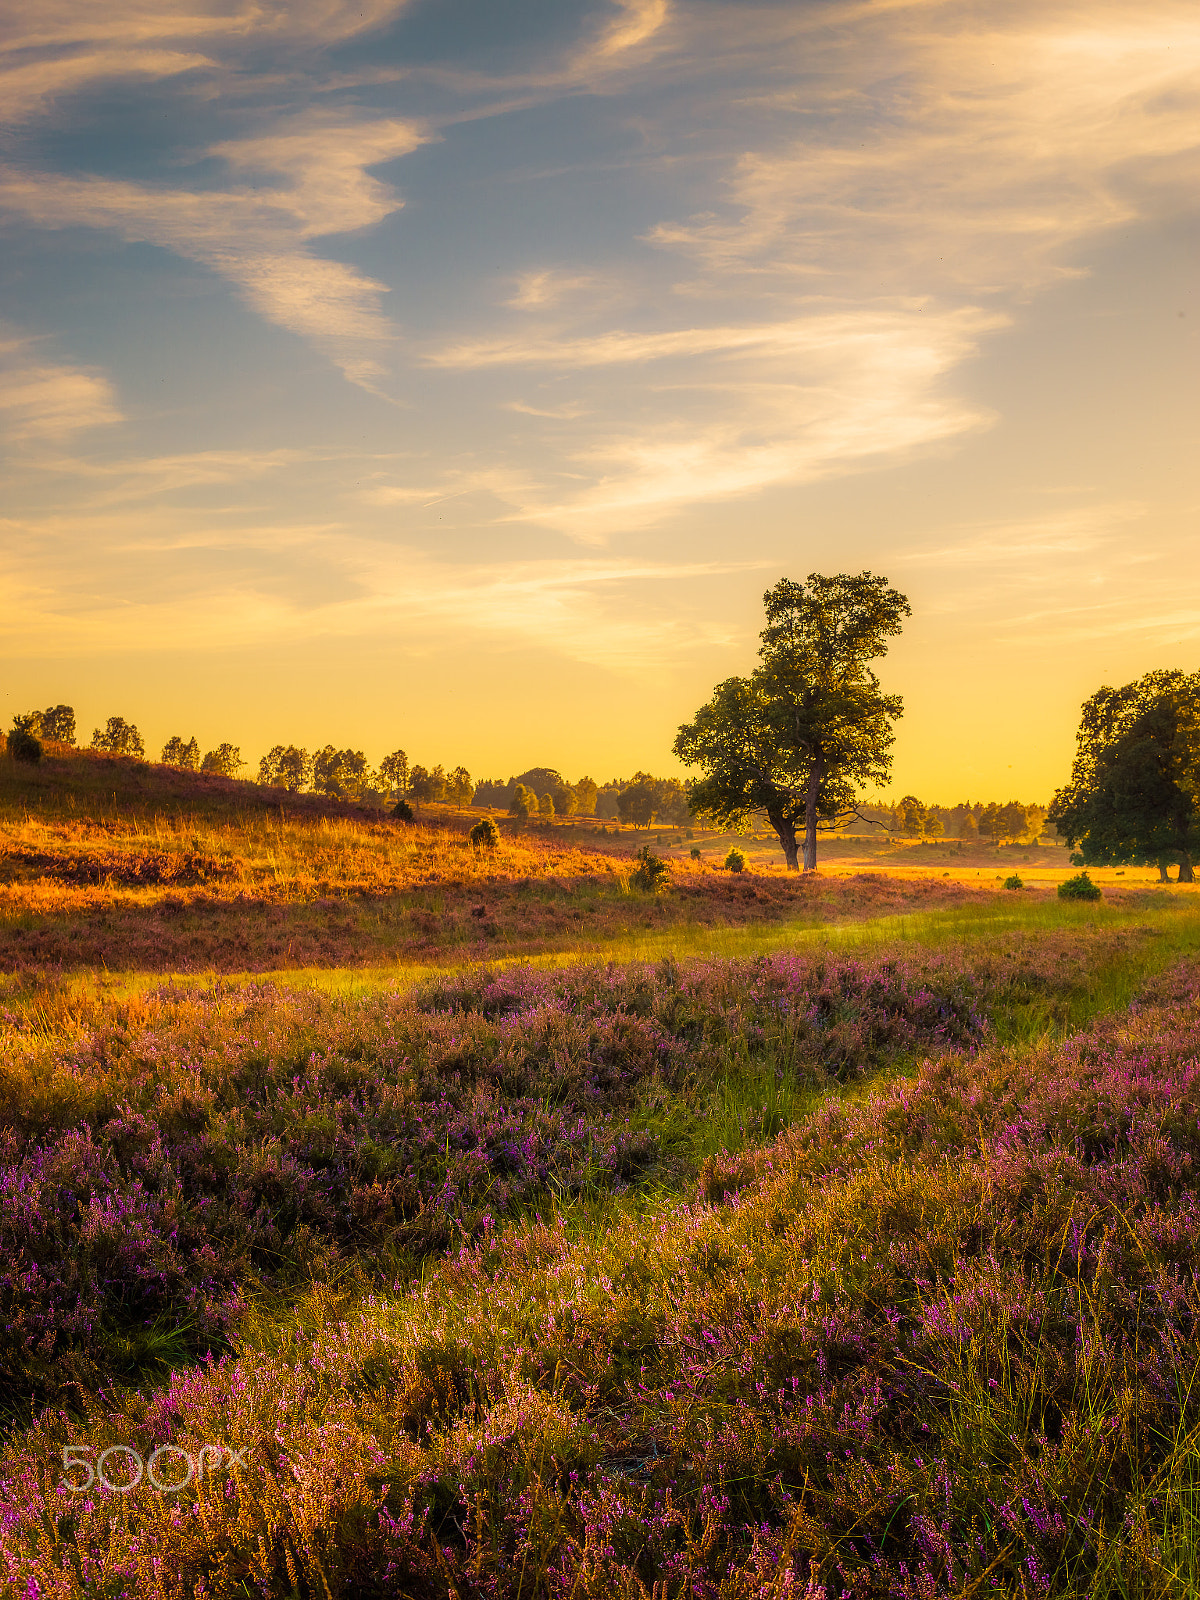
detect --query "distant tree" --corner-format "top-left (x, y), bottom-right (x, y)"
top-left (551, 780), bottom-right (578, 817)
top-left (472, 778), bottom-right (511, 809)
top-left (409, 764), bottom-right (447, 804)
top-left (41, 705), bottom-right (76, 745)
top-left (676, 573), bottom-right (909, 871)
top-left (895, 795), bottom-right (926, 837)
top-left (469, 816), bottom-right (501, 851)
top-left (16, 705), bottom-right (75, 745)
top-left (997, 801), bottom-right (1030, 843)
top-left (391, 798), bottom-right (414, 822)
top-left (313, 745), bottom-right (371, 800)
top-left (595, 784), bottom-right (621, 820)
top-left (573, 776), bottom-right (598, 816)
top-left (959, 810), bottom-right (979, 842)
top-left (617, 779), bottom-right (656, 828)
top-left (8, 727), bottom-right (42, 764)
top-left (448, 766), bottom-right (474, 806)
top-left (90, 716), bottom-right (145, 759)
top-left (978, 802), bottom-right (1001, 843)
top-left (378, 749), bottom-right (409, 798)
top-left (514, 767), bottom-right (564, 796)
top-left (258, 744), bottom-right (310, 790)
top-left (509, 784), bottom-right (536, 821)
top-left (163, 735), bottom-right (202, 771)
top-left (539, 792), bottom-right (555, 817)
top-left (200, 743), bottom-right (243, 777)
top-left (1049, 670), bottom-right (1200, 883)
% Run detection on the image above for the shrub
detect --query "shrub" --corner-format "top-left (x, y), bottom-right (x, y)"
top-left (1003, 873), bottom-right (1023, 890)
top-left (724, 847), bottom-right (745, 872)
top-left (391, 799), bottom-right (415, 822)
top-left (690, 846), bottom-right (702, 860)
top-left (1059, 870), bottom-right (1102, 901)
top-left (630, 845), bottom-right (670, 892)
top-left (469, 816), bottom-right (501, 851)
top-left (8, 728), bottom-right (42, 764)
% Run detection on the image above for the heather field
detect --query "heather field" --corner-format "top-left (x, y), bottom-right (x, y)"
top-left (4, 750), bottom-right (1200, 1596)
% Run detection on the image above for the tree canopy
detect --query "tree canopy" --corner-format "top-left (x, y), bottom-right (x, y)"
top-left (675, 573), bottom-right (909, 870)
top-left (1049, 670), bottom-right (1200, 882)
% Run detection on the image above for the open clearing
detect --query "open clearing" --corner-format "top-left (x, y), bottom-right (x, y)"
top-left (3, 748), bottom-right (1200, 1597)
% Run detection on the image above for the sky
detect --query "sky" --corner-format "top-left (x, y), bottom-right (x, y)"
top-left (1, 0), bottom-right (1197, 800)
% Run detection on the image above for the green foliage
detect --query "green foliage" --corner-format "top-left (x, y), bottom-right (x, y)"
top-left (408, 763), bottom-right (446, 804)
top-left (447, 765), bottom-right (473, 806)
top-left (573, 776), bottom-right (598, 816)
top-left (1050, 670), bottom-right (1200, 883)
top-left (690, 846), bottom-right (701, 860)
top-left (539, 791), bottom-right (555, 817)
top-left (90, 715), bottom-right (145, 759)
top-left (630, 844), bottom-right (670, 892)
top-left (469, 816), bottom-right (501, 851)
top-left (199, 742), bottom-right (243, 777)
top-left (257, 743), bottom-right (310, 790)
top-left (724, 847), bottom-right (745, 872)
top-left (314, 745), bottom-right (371, 800)
top-left (14, 704), bottom-right (75, 745)
top-left (378, 748), bottom-right (409, 797)
top-left (1059, 871), bottom-right (1102, 901)
top-left (8, 728), bottom-right (42, 764)
top-left (509, 783), bottom-right (535, 820)
top-left (162, 735), bottom-right (201, 771)
top-left (391, 798), bottom-right (414, 822)
top-left (677, 572), bottom-right (909, 871)
top-left (1003, 873), bottom-right (1024, 890)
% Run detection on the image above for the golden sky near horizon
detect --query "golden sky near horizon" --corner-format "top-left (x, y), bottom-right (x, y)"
top-left (0, 0), bottom-right (1197, 800)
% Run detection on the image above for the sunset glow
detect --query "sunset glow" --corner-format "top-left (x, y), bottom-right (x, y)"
top-left (2, 0), bottom-right (1197, 798)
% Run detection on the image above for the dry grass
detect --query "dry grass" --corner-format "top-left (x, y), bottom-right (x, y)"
top-left (2, 747), bottom-right (1028, 977)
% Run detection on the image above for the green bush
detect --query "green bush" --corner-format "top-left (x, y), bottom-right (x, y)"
top-left (690, 846), bottom-right (702, 860)
top-left (1003, 873), bottom-right (1024, 890)
top-left (1059, 871), bottom-right (1102, 901)
top-left (725, 848), bottom-right (746, 873)
top-left (391, 799), bottom-right (415, 822)
top-left (8, 728), bottom-right (42, 764)
top-left (469, 816), bottom-right (501, 851)
top-left (630, 845), bottom-right (670, 892)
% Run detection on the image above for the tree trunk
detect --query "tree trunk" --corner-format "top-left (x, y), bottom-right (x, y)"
top-left (770, 812), bottom-right (800, 870)
top-left (1180, 852), bottom-right (1195, 884)
top-left (803, 757), bottom-right (822, 873)
top-left (1158, 859), bottom-right (1171, 883)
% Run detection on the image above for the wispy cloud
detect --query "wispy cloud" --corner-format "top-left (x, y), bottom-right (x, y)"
top-left (0, 115), bottom-right (425, 387)
top-left (0, 339), bottom-right (123, 439)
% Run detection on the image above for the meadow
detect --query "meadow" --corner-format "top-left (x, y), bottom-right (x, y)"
top-left (2, 746), bottom-right (1200, 1597)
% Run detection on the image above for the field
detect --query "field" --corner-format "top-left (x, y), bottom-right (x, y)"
top-left (3, 746), bottom-right (1200, 1598)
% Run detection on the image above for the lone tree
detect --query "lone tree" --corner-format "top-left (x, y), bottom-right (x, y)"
top-left (1049, 670), bottom-right (1200, 883)
top-left (675, 573), bottom-right (909, 871)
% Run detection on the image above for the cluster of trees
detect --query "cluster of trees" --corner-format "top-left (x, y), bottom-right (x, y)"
top-left (477, 769), bottom-right (689, 826)
top-left (872, 797), bottom-right (1049, 843)
top-left (13, 704), bottom-right (76, 744)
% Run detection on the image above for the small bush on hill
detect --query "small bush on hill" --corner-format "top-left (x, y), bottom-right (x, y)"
top-left (690, 846), bottom-right (701, 860)
top-left (8, 728), bottom-right (42, 764)
top-left (391, 798), bottom-right (414, 822)
top-left (1003, 872), bottom-right (1023, 889)
top-left (630, 845), bottom-right (670, 892)
top-left (1059, 870), bottom-right (1102, 901)
top-left (725, 847), bottom-right (745, 872)
top-left (469, 816), bottom-right (500, 851)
